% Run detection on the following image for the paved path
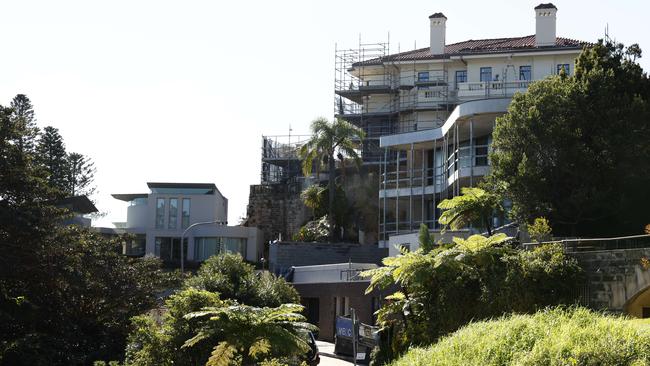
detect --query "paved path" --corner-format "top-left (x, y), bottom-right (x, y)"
top-left (316, 340), bottom-right (353, 366)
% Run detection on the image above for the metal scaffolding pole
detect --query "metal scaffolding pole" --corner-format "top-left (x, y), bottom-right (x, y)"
top-left (395, 150), bottom-right (400, 234)
top-left (470, 119), bottom-right (474, 187)
top-left (409, 143), bottom-right (414, 231)
top-left (433, 139), bottom-right (437, 228)
top-left (421, 147), bottom-right (425, 228)
top-left (382, 147), bottom-right (388, 243)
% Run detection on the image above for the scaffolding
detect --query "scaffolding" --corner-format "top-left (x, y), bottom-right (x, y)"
top-left (334, 37), bottom-right (461, 165)
top-left (260, 134), bottom-right (311, 185)
top-left (334, 37), bottom-right (399, 165)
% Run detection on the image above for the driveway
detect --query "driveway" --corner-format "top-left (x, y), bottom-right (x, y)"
top-left (316, 340), bottom-right (353, 366)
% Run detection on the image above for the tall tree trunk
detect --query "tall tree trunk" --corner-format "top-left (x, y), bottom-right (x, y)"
top-left (328, 152), bottom-right (336, 241)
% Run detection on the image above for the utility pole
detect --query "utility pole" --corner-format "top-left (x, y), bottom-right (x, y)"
top-left (179, 220), bottom-right (224, 273)
top-left (351, 307), bottom-right (357, 366)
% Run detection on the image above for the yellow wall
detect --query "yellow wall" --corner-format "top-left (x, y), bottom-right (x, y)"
top-left (626, 286), bottom-right (650, 318)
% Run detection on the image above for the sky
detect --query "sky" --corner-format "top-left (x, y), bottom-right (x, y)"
top-left (1, 0), bottom-right (648, 227)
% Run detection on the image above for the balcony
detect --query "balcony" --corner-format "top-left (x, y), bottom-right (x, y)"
top-left (400, 88), bottom-right (451, 111)
top-left (457, 80), bottom-right (532, 100)
top-left (335, 77), bottom-right (397, 104)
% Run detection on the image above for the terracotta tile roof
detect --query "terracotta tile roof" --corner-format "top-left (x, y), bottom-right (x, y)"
top-left (354, 35), bottom-right (589, 66)
top-left (535, 3), bottom-right (557, 10)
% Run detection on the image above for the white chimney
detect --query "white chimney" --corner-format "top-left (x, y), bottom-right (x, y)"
top-left (535, 3), bottom-right (557, 47)
top-left (429, 13), bottom-right (447, 55)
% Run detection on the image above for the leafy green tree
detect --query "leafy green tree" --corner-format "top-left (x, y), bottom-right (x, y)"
top-left (184, 253), bottom-right (299, 307)
top-left (489, 40), bottom-right (650, 236)
top-left (9, 94), bottom-right (39, 154)
top-left (528, 217), bottom-right (553, 243)
top-left (1, 98), bottom-right (174, 365)
top-left (66, 151), bottom-right (96, 196)
top-left (125, 289), bottom-right (315, 366)
top-left (37, 126), bottom-right (69, 195)
top-left (299, 118), bottom-right (365, 240)
top-left (363, 234), bottom-right (583, 362)
top-left (437, 187), bottom-right (502, 236)
top-left (184, 303), bottom-right (317, 366)
top-left (417, 224), bottom-right (434, 253)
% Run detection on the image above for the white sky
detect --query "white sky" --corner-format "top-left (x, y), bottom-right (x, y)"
top-left (1, 0), bottom-right (648, 227)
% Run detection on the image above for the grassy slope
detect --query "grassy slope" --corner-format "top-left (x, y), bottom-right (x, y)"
top-left (390, 308), bottom-right (650, 366)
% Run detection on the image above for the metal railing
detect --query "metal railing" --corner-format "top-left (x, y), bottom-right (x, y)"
top-left (523, 234), bottom-right (650, 252)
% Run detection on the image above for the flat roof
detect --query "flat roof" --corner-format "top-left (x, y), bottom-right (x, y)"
top-left (111, 193), bottom-right (148, 202)
top-left (54, 195), bottom-right (98, 214)
top-left (147, 182), bottom-right (218, 190)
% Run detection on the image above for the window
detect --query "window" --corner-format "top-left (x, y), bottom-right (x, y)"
top-left (455, 70), bottom-right (467, 87)
top-left (194, 237), bottom-right (220, 261)
top-left (168, 198), bottom-right (178, 229)
top-left (193, 237), bottom-right (247, 261)
top-left (154, 237), bottom-right (187, 262)
top-left (480, 67), bottom-right (492, 82)
top-left (155, 198), bottom-right (165, 229)
top-left (519, 65), bottom-right (532, 80)
top-left (557, 64), bottom-right (570, 75)
top-left (417, 71), bottom-right (429, 82)
top-left (222, 237), bottom-right (247, 258)
top-left (124, 234), bottom-right (146, 256)
top-left (181, 198), bottom-right (190, 229)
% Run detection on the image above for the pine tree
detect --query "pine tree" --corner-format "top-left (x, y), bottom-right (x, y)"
top-left (37, 126), bottom-right (69, 195)
top-left (9, 94), bottom-right (39, 154)
top-left (66, 152), bottom-right (96, 197)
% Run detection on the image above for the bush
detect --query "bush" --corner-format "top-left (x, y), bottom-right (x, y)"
top-left (365, 240), bottom-right (584, 363)
top-left (292, 216), bottom-right (331, 242)
top-left (184, 253), bottom-right (299, 307)
top-left (528, 217), bottom-right (552, 242)
top-left (390, 307), bottom-right (650, 366)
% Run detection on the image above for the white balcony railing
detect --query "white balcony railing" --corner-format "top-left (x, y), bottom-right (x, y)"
top-left (457, 80), bottom-right (532, 99)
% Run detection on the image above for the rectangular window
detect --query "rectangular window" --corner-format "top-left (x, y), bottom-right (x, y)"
top-left (194, 237), bottom-right (220, 262)
top-left (125, 234), bottom-right (146, 256)
top-left (168, 198), bottom-right (178, 229)
top-left (557, 64), bottom-right (570, 75)
top-left (480, 67), bottom-right (492, 82)
top-left (519, 65), bottom-right (532, 80)
top-left (182, 198), bottom-right (190, 229)
top-left (417, 71), bottom-right (429, 82)
top-left (222, 237), bottom-right (247, 258)
top-left (155, 237), bottom-right (187, 262)
top-left (455, 70), bottom-right (467, 87)
top-left (155, 198), bottom-right (165, 229)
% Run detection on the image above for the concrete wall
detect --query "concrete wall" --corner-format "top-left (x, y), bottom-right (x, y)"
top-left (269, 242), bottom-right (388, 273)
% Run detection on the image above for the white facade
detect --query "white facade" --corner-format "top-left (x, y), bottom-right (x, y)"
top-left (334, 4), bottom-right (588, 245)
top-left (112, 182), bottom-right (263, 263)
top-left (292, 263), bottom-right (378, 284)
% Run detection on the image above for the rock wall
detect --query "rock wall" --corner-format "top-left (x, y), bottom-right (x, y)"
top-left (571, 248), bottom-right (650, 311)
top-left (245, 184), bottom-right (309, 244)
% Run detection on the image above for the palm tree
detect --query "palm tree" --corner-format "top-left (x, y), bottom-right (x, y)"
top-left (183, 303), bottom-right (317, 366)
top-left (437, 187), bottom-right (502, 236)
top-left (299, 117), bottom-right (365, 240)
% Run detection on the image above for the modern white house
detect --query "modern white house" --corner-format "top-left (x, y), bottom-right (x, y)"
top-left (334, 3), bottom-right (590, 253)
top-left (111, 182), bottom-right (263, 264)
